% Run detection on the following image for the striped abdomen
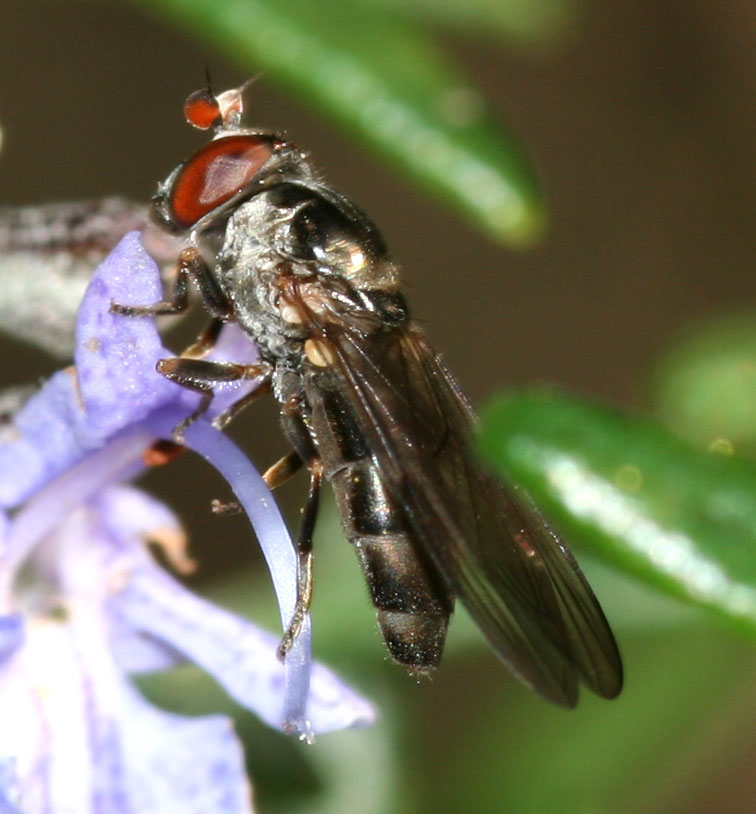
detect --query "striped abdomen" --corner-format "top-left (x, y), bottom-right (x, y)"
top-left (305, 379), bottom-right (453, 670)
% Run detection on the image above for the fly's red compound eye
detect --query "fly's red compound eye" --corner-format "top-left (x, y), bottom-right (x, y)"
top-left (183, 88), bottom-right (222, 130)
top-left (167, 135), bottom-right (279, 230)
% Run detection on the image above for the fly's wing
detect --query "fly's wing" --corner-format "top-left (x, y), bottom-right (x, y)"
top-left (304, 320), bottom-right (622, 706)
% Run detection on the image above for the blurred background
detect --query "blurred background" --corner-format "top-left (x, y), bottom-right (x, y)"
top-left (3, 1), bottom-right (756, 812)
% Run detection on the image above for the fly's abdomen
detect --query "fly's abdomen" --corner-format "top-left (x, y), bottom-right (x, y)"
top-left (330, 461), bottom-right (452, 670)
top-left (305, 381), bottom-right (453, 671)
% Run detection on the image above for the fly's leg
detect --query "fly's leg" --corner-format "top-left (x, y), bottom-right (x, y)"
top-left (111, 244), bottom-right (268, 438)
top-left (263, 450), bottom-right (304, 488)
top-left (278, 459), bottom-right (322, 661)
top-left (212, 381), bottom-right (274, 430)
top-left (156, 356), bottom-right (272, 440)
top-left (110, 246), bottom-right (231, 319)
top-left (213, 451), bottom-right (304, 515)
top-left (181, 317), bottom-right (225, 359)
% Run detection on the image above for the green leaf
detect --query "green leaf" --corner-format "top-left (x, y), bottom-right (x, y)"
top-left (650, 310), bottom-right (756, 455)
top-left (478, 387), bottom-right (756, 637)
top-left (130, 0), bottom-right (546, 245)
top-left (358, 0), bottom-right (580, 47)
top-left (419, 626), bottom-right (756, 813)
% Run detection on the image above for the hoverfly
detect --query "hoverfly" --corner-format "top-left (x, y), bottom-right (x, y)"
top-left (113, 83), bottom-right (622, 707)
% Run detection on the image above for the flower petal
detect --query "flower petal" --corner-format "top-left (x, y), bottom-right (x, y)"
top-left (0, 756), bottom-right (21, 814)
top-left (94, 484), bottom-right (183, 549)
top-left (1, 432), bottom-right (151, 581)
top-left (76, 230), bottom-right (260, 427)
top-left (0, 370), bottom-right (91, 507)
top-left (103, 685), bottom-right (252, 814)
top-left (75, 483), bottom-right (374, 733)
top-left (107, 531), bottom-right (374, 733)
top-left (0, 233), bottom-right (169, 508)
top-left (75, 231), bottom-right (179, 436)
top-left (0, 617), bottom-right (23, 664)
top-left (0, 620), bottom-right (253, 814)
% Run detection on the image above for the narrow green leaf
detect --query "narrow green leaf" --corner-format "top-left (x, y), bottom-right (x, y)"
top-left (478, 387), bottom-right (756, 637)
top-left (130, 0), bottom-right (545, 245)
top-left (357, 0), bottom-right (580, 46)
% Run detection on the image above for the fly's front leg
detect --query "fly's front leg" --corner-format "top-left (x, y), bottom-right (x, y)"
top-left (278, 458), bottom-right (322, 661)
top-left (156, 357), bottom-right (272, 441)
top-left (110, 246), bottom-right (231, 319)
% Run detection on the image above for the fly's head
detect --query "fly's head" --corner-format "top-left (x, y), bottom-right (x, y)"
top-left (151, 83), bottom-right (313, 240)
top-left (150, 83), bottom-right (402, 344)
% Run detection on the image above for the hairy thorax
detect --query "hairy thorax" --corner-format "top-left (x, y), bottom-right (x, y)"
top-left (214, 184), bottom-right (402, 376)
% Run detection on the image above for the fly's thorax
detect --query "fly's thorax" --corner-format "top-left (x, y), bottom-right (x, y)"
top-left (212, 180), bottom-right (405, 361)
top-left (212, 194), bottom-right (300, 361)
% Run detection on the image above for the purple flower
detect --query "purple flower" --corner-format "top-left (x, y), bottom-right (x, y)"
top-left (0, 233), bottom-right (374, 812)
